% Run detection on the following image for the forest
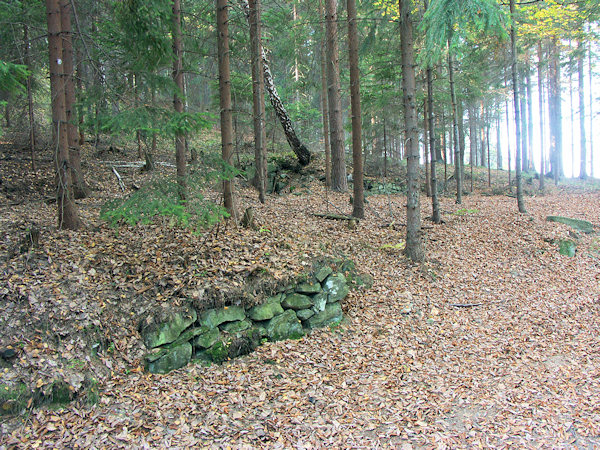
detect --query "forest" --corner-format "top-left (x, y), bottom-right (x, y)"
top-left (0, 0), bottom-right (599, 447)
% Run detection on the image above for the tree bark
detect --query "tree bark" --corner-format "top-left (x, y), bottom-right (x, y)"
top-left (448, 39), bottom-right (462, 204)
top-left (548, 37), bottom-right (563, 184)
top-left (217, 0), bottom-right (235, 217)
top-left (319, 0), bottom-right (331, 187)
top-left (347, 0), bottom-right (364, 218)
top-left (589, 41), bottom-right (594, 178)
top-left (578, 40), bottom-right (587, 179)
top-left (325, 0), bottom-right (347, 191)
top-left (520, 72), bottom-right (528, 172)
top-left (172, 0), bottom-right (186, 200)
top-left (400, 0), bottom-right (424, 262)
top-left (23, 22), bottom-right (36, 170)
top-left (526, 55), bottom-right (534, 172)
top-left (249, 0), bottom-right (267, 203)
top-left (424, 100), bottom-right (431, 197)
top-left (46, 0), bottom-right (81, 229)
top-left (239, 0), bottom-right (311, 166)
top-left (537, 42), bottom-right (545, 190)
top-left (61, 0), bottom-right (88, 199)
top-left (510, 0), bottom-right (526, 213)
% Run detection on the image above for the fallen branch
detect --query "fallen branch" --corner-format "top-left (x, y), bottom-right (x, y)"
top-left (450, 303), bottom-right (482, 308)
top-left (313, 213), bottom-right (354, 221)
top-left (111, 166), bottom-right (126, 192)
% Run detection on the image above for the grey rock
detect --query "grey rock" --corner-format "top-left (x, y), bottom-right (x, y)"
top-left (194, 328), bottom-right (221, 349)
top-left (266, 309), bottom-right (304, 341)
top-left (315, 266), bottom-right (333, 283)
top-left (312, 292), bottom-right (327, 313)
top-left (145, 342), bottom-right (192, 374)
top-left (247, 296), bottom-right (284, 321)
top-left (282, 293), bottom-right (314, 310)
top-left (295, 282), bottom-right (322, 295)
top-left (221, 319), bottom-right (252, 333)
top-left (323, 273), bottom-right (349, 303)
top-left (140, 306), bottom-right (197, 349)
top-left (296, 309), bottom-right (315, 321)
top-left (199, 306), bottom-right (246, 329)
top-left (306, 302), bottom-right (343, 329)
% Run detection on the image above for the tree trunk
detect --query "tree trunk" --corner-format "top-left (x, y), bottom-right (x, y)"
top-left (520, 73), bottom-right (528, 172)
top-left (579, 41), bottom-right (587, 179)
top-left (548, 37), bottom-right (562, 184)
top-left (486, 122), bottom-right (491, 187)
top-left (480, 101), bottom-right (486, 168)
top-left (424, 99), bottom-right (431, 197)
top-left (23, 22), bottom-right (36, 170)
top-left (400, 0), bottom-right (424, 262)
top-left (46, 0), bottom-right (81, 230)
top-left (537, 42), bottom-right (545, 190)
top-left (496, 111), bottom-right (502, 171)
top-left (448, 39), bottom-right (462, 204)
top-left (172, 0), bottom-right (186, 200)
top-left (505, 75), bottom-right (512, 190)
top-left (325, 0), bottom-right (347, 191)
top-left (239, 0), bottom-right (311, 166)
top-left (383, 119), bottom-right (388, 178)
top-left (319, 0), bottom-right (331, 187)
top-left (526, 55), bottom-right (534, 172)
top-left (589, 41), bottom-right (594, 178)
top-left (347, 0), bottom-right (364, 218)
top-left (510, 0), bottom-right (526, 213)
top-left (61, 0), bottom-right (88, 199)
top-left (217, 0), bottom-right (235, 217)
top-left (249, 0), bottom-right (267, 203)
top-left (424, 12), bottom-right (440, 224)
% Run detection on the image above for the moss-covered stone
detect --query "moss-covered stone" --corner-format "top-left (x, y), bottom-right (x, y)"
top-left (194, 328), bottom-right (221, 349)
top-left (296, 309), bottom-right (315, 321)
top-left (140, 306), bottom-right (197, 349)
top-left (247, 296), bottom-right (284, 321)
top-left (202, 341), bottom-right (229, 364)
top-left (558, 239), bottom-right (577, 257)
top-left (323, 273), bottom-right (349, 303)
top-left (315, 266), bottom-right (333, 283)
top-left (312, 292), bottom-right (327, 313)
top-left (306, 302), bottom-right (343, 329)
top-left (266, 309), bottom-right (304, 341)
top-left (295, 282), bottom-right (322, 295)
top-left (282, 293), bottom-right (314, 310)
top-left (199, 306), bottom-right (246, 329)
top-left (221, 319), bottom-right (252, 333)
top-left (145, 342), bottom-right (192, 374)
top-left (169, 326), bottom-right (210, 348)
top-left (354, 273), bottom-right (374, 289)
top-left (546, 216), bottom-right (594, 234)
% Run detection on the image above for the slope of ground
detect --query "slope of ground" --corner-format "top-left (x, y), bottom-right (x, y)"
top-left (1, 140), bottom-right (600, 447)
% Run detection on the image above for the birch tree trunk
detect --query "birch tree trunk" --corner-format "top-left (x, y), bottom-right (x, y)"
top-left (239, 0), bottom-right (311, 166)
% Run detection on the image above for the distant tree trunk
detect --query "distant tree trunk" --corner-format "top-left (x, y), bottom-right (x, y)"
top-left (249, 0), bottom-right (266, 203)
top-left (347, 0), bottom-right (364, 218)
top-left (578, 40), bottom-right (587, 179)
top-left (548, 37), bottom-right (563, 184)
top-left (46, 0), bottom-right (81, 229)
top-left (424, 99), bottom-right (431, 197)
top-left (510, 0), bottom-right (526, 213)
top-left (526, 55), bottom-right (534, 172)
top-left (537, 42), bottom-right (545, 190)
top-left (480, 102), bottom-right (486, 168)
top-left (76, 47), bottom-right (85, 146)
top-left (520, 73), bottom-right (528, 172)
top-left (486, 122), bottom-right (491, 187)
top-left (172, 0), bottom-right (186, 200)
top-left (458, 101), bottom-right (466, 181)
top-left (448, 38), bottom-right (462, 204)
top-left (325, 0), bottom-right (347, 192)
top-left (61, 0), bottom-right (88, 199)
top-left (496, 112), bottom-right (502, 171)
top-left (383, 118), bottom-right (388, 178)
top-left (319, 0), bottom-right (331, 187)
top-left (569, 44), bottom-right (575, 176)
top-left (505, 76), bottom-right (512, 190)
top-left (400, 0), bottom-right (423, 262)
top-left (23, 22), bottom-right (36, 170)
top-left (468, 106), bottom-right (475, 192)
top-left (589, 42), bottom-right (594, 178)
top-left (239, 0), bottom-right (311, 166)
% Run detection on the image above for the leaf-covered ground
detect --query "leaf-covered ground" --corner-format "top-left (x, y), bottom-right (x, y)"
top-left (1, 141), bottom-right (600, 448)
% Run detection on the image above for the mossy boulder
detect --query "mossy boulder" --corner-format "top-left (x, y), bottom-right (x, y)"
top-left (199, 306), bottom-right (246, 329)
top-left (312, 292), bottom-right (327, 313)
top-left (296, 309), bottom-right (315, 321)
top-left (558, 239), bottom-right (577, 257)
top-left (194, 328), bottom-right (221, 349)
top-left (199, 341), bottom-right (229, 364)
top-left (140, 306), bottom-right (197, 349)
top-left (546, 216), bottom-right (594, 234)
top-left (315, 266), bottom-right (333, 283)
top-left (247, 295), bottom-right (284, 321)
top-left (323, 273), bottom-right (349, 303)
top-left (169, 326), bottom-right (210, 348)
top-left (306, 302), bottom-right (343, 329)
top-left (266, 309), bottom-right (304, 341)
top-left (295, 282), bottom-right (322, 295)
top-left (221, 319), bottom-right (252, 333)
top-left (282, 293), bottom-right (314, 310)
top-left (145, 342), bottom-right (192, 374)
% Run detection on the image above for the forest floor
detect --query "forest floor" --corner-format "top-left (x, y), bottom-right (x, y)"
top-left (1, 137), bottom-right (600, 448)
